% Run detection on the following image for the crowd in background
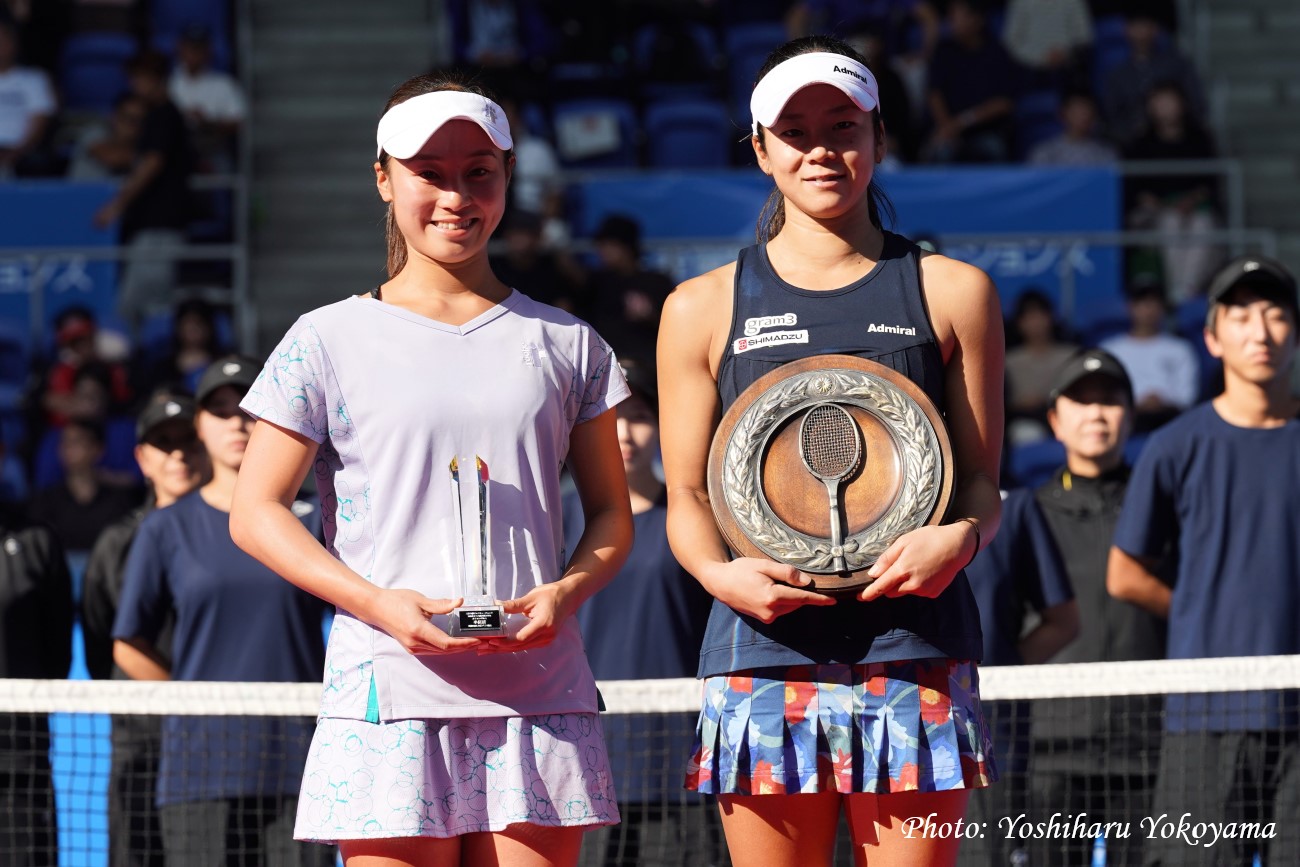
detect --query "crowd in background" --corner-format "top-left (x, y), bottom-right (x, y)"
top-left (2, 2), bottom-right (1294, 863)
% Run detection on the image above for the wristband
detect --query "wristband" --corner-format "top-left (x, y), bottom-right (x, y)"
top-left (954, 517), bottom-right (981, 569)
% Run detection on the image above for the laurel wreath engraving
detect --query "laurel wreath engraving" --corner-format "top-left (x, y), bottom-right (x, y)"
top-left (722, 368), bottom-right (941, 572)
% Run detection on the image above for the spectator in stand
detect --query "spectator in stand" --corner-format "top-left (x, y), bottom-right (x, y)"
top-left (490, 210), bottom-right (585, 314)
top-left (924, 0), bottom-right (1019, 163)
top-left (566, 359), bottom-right (718, 867)
top-left (1101, 7), bottom-right (1205, 147)
top-left (30, 417), bottom-right (142, 554)
top-left (168, 25), bottom-right (245, 171)
top-left (66, 93), bottom-right (147, 181)
top-left (1001, 0), bottom-right (1092, 89)
top-left (1109, 256), bottom-right (1300, 866)
top-left (0, 500), bottom-right (73, 867)
top-left (1028, 89), bottom-right (1119, 167)
top-left (1033, 348), bottom-right (1166, 867)
top-left (961, 485), bottom-right (1076, 867)
top-left (141, 297), bottom-right (227, 396)
top-left (40, 306), bottom-right (134, 429)
top-left (0, 17), bottom-right (57, 178)
top-left (1124, 81), bottom-right (1220, 304)
top-left (582, 213), bottom-right (675, 365)
top-left (1004, 289), bottom-right (1078, 444)
top-left (499, 95), bottom-right (568, 245)
top-left (847, 25), bottom-right (916, 163)
top-left (81, 390), bottom-right (206, 867)
top-left (1101, 277), bottom-right (1200, 431)
top-left (94, 50), bottom-right (194, 335)
top-left (112, 357), bottom-right (332, 867)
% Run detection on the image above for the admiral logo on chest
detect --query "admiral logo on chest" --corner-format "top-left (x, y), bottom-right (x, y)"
top-left (867, 322), bottom-right (917, 336)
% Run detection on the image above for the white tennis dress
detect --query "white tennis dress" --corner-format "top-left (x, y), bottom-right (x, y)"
top-left (242, 291), bottom-right (629, 839)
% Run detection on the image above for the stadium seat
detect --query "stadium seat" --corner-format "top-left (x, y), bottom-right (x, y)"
top-left (1091, 15), bottom-right (1130, 96)
top-left (723, 22), bottom-right (788, 123)
top-left (551, 98), bottom-right (640, 168)
top-left (32, 417), bottom-right (142, 490)
top-left (59, 32), bottom-right (138, 114)
top-left (643, 98), bottom-right (735, 169)
top-left (1014, 89), bottom-right (1063, 159)
top-left (1009, 438), bottom-right (1065, 488)
top-left (0, 322), bottom-right (30, 413)
top-left (632, 22), bottom-right (721, 100)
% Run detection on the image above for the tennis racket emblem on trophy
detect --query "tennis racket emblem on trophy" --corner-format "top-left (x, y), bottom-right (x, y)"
top-left (447, 455), bottom-right (507, 636)
top-left (800, 403), bottom-right (863, 574)
top-left (707, 355), bottom-right (955, 594)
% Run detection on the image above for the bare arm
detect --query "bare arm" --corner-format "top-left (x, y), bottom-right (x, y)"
top-left (495, 408), bottom-right (633, 650)
top-left (658, 267), bottom-right (836, 623)
top-left (113, 637), bottom-right (170, 681)
top-left (230, 419), bottom-right (481, 655)
top-left (1018, 600), bottom-right (1080, 664)
top-left (1106, 546), bottom-right (1171, 618)
top-left (862, 254), bottom-right (1005, 601)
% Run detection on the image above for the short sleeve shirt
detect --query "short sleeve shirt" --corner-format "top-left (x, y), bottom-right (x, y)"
top-left (241, 292), bottom-right (628, 721)
top-left (965, 488), bottom-right (1073, 667)
top-left (1113, 403), bottom-right (1300, 729)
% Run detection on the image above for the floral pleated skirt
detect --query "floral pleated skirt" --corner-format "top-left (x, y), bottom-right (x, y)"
top-left (685, 659), bottom-right (998, 796)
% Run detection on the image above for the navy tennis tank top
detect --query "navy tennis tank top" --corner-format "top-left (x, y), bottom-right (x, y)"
top-left (698, 231), bottom-right (984, 677)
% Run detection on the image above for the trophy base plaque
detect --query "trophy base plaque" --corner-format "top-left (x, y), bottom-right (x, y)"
top-left (448, 596), bottom-right (507, 637)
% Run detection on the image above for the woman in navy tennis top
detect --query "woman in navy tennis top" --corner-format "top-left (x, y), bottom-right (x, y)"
top-left (658, 36), bottom-right (1005, 866)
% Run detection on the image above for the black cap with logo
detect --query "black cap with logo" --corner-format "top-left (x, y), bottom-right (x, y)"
top-left (1205, 255), bottom-right (1298, 312)
top-left (195, 355), bottom-right (260, 406)
top-left (1048, 348), bottom-right (1134, 404)
top-left (135, 393), bottom-right (197, 442)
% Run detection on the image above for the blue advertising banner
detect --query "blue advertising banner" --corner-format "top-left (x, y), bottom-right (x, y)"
top-left (0, 181), bottom-right (120, 350)
top-left (567, 166), bottom-right (1123, 328)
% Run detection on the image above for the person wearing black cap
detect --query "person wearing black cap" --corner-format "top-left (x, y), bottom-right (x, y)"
top-left (111, 357), bottom-right (331, 867)
top-left (81, 389), bottom-right (205, 867)
top-left (1027, 348), bottom-right (1167, 866)
top-left (565, 359), bottom-right (719, 867)
top-left (1109, 256), bottom-right (1300, 866)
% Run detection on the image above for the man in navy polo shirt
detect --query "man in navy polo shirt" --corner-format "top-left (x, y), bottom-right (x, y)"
top-left (1108, 256), bottom-right (1300, 866)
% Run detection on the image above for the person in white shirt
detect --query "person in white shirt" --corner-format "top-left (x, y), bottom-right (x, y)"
top-left (0, 18), bottom-right (56, 177)
top-left (1101, 277), bottom-right (1200, 431)
top-left (167, 25), bottom-right (244, 168)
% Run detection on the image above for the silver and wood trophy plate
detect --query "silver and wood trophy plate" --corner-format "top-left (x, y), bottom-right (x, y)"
top-left (447, 455), bottom-right (507, 636)
top-left (707, 354), bottom-right (955, 594)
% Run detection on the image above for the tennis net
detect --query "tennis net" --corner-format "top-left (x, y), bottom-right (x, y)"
top-left (2, 655), bottom-right (1297, 866)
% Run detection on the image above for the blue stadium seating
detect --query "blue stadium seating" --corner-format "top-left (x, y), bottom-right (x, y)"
top-left (0, 322), bottom-right (30, 413)
top-left (59, 32), bottom-right (137, 113)
top-left (643, 98), bottom-right (736, 169)
top-left (633, 22), bottom-right (720, 100)
top-left (723, 22), bottom-right (788, 124)
top-left (1008, 438), bottom-right (1065, 488)
top-left (1014, 89), bottom-right (1063, 159)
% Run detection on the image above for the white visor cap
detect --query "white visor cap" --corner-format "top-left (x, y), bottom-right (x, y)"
top-left (376, 91), bottom-right (513, 159)
top-left (750, 53), bottom-right (880, 136)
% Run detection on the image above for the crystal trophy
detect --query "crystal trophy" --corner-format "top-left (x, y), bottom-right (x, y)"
top-left (447, 455), bottom-right (506, 636)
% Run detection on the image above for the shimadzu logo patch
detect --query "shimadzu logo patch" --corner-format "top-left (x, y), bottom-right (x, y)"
top-left (733, 330), bottom-right (809, 353)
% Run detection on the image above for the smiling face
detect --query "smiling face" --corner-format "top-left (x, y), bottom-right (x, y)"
top-left (753, 83), bottom-right (883, 229)
top-left (375, 119), bottom-right (512, 271)
top-left (136, 419), bottom-right (206, 505)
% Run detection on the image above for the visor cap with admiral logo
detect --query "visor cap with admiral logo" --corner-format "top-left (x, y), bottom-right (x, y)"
top-left (1048, 348), bottom-right (1134, 404)
top-left (750, 52), bottom-right (881, 136)
top-left (195, 356), bottom-right (260, 406)
top-left (376, 90), bottom-right (513, 160)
